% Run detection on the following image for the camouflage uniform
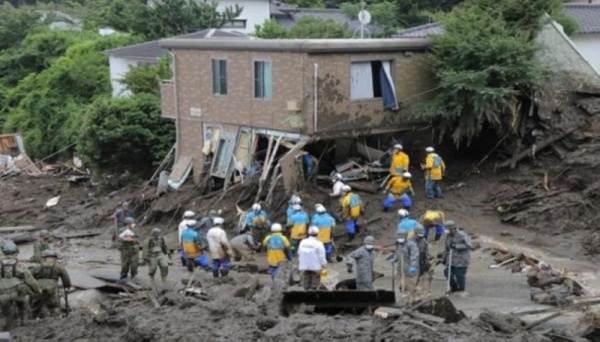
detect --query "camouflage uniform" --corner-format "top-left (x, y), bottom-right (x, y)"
top-left (119, 227), bottom-right (139, 279)
top-left (147, 236), bottom-right (169, 281)
top-left (396, 239), bottom-right (419, 302)
top-left (30, 258), bottom-right (71, 317)
top-left (30, 239), bottom-right (52, 264)
top-left (346, 246), bottom-right (375, 291)
top-left (0, 257), bottom-right (39, 330)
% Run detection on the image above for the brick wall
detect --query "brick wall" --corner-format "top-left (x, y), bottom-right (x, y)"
top-left (160, 81), bottom-right (175, 118)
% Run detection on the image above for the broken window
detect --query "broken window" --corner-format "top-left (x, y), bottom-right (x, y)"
top-left (212, 59), bottom-right (227, 96)
top-left (350, 60), bottom-right (398, 109)
top-left (254, 60), bottom-right (272, 100)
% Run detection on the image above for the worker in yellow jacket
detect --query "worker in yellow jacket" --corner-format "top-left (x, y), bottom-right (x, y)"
top-left (420, 210), bottom-right (446, 243)
top-left (422, 147), bottom-right (446, 199)
top-left (390, 144), bottom-right (410, 176)
top-left (382, 172), bottom-right (414, 212)
top-left (263, 223), bottom-right (292, 280)
top-left (340, 185), bottom-right (362, 241)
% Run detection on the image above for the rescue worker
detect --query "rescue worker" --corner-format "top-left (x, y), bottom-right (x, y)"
top-left (230, 231), bottom-right (259, 262)
top-left (414, 226), bottom-right (433, 294)
top-left (113, 201), bottom-right (134, 241)
top-left (30, 229), bottom-right (52, 264)
top-left (310, 203), bottom-right (335, 262)
top-left (443, 221), bottom-right (472, 296)
top-left (206, 217), bottom-right (233, 278)
top-left (286, 195), bottom-right (302, 226)
top-left (397, 209), bottom-right (421, 239)
top-left (197, 209), bottom-right (221, 236)
top-left (288, 204), bottom-right (309, 253)
top-left (382, 172), bottom-right (414, 212)
top-left (422, 147), bottom-right (446, 199)
top-left (31, 249), bottom-right (71, 318)
top-left (340, 185), bottom-right (362, 241)
top-left (118, 217), bottom-right (139, 280)
top-left (301, 151), bottom-right (318, 182)
top-left (393, 230), bottom-right (419, 303)
top-left (329, 173), bottom-right (345, 198)
top-left (245, 203), bottom-right (271, 243)
top-left (178, 211), bottom-right (195, 266)
top-left (346, 236), bottom-right (376, 291)
top-left (421, 210), bottom-right (446, 243)
top-left (298, 226), bottom-right (327, 291)
top-left (181, 219), bottom-right (209, 272)
top-left (0, 242), bottom-right (39, 330)
top-left (147, 228), bottom-right (169, 282)
top-left (390, 144), bottom-right (410, 176)
top-left (178, 211), bottom-right (195, 245)
top-left (262, 223), bottom-right (292, 280)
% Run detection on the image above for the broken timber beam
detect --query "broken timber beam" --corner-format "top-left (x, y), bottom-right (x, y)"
top-left (498, 129), bottom-right (576, 169)
top-left (513, 299), bottom-right (600, 316)
top-left (0, 225), bottom-right (38, 233)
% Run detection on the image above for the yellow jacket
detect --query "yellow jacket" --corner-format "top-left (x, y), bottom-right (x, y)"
top-left (385, 176), bottom-right (413, 196)
top-left (263, 233), bottom-right (291, 267)
top-left (421, 210), bottom-right (445, 226)
top-left (341, 192), bottom-right (362, 219)
top-left (390, 151), bottom-right (410, 176)
top-left (425, 153), bottom-right (445, 180)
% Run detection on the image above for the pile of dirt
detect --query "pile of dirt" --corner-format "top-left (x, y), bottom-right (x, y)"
top-left (486, 88), bottom-right (600, 254)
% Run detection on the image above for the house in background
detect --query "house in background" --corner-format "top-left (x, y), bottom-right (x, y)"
top-left (564, 3), bottom-right (600, 73)
top-left (103, 29), bottom-right (248, 98)
top-left (158, 38), bottom-right (435, 191)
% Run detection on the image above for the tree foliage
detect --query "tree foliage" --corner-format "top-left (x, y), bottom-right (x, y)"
top-left (255, 17), bottom-right (350, 39)
top-left (120, 56), bottom-right (172, 96)
top-left (412, 0), bottom-right (570, 146)
top-left (0, 3), bottom-right (41, 51)
top-left (101, 0), bottom-right (243, 40)
top-left (76, 94), bottom-right (175, 176)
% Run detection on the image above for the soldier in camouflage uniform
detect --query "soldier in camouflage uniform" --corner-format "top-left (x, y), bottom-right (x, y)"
top-left (30, 230), bottom-right (52, 264)
top-left (147, 228), bottom-right (169, 282)
top-left (346, 236), bottom-right (376, 291)
top-left (0, 242), bottom-right (39, 330)
top-left (30, 249), bottom-right (71, 318)
top-left (394, 230), bottom-right (420, 303)
top-left (119, 217), bottom-right (139, 280)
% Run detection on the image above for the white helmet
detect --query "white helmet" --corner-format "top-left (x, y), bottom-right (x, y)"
top-left (292, 204), bottom-right (302, 211)
top-left (183, 210), bottom-right (195, 219)
top-left (186, 219), bottom-right (197, 227)
top-left (308, 225), bottom-right (319, 236)
top-left (271, 223), bottom-right (282, 232)
top-left (425, 146), bottom-right (435, 153)
top-left (398, 209), bottom-right (409, 218)
top-left (402, 172), bottom-right (412, 179)
top-left (213, 217), bottom-right (224, 225)
top-left (332, 173), bottom-right (342, 181)
top-left (252, 203), bottom-right (261, 212)
top-left (315, 204), bottom-right (326, 213)
top-left (290, 195), bottom-right (302, 205)
top-left (393, 144), bottom-right (403, 150)
top-left (341, 185), bottom-right (351, 193)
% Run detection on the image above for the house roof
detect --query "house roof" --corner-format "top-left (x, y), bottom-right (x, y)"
top-left (270, 0), bottom-right (298, 17)
top-left (564, 4), bottom-right (600, 34)
top-left (103, 29), bottom-right (249, 60)
top-left (392, 22), bottom-right (444, 39)
top-left (159, 37), bottom-right (430, 53)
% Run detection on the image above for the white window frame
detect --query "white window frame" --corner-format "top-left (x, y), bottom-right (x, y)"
top-left (253, 59), bottom-right (272, 101)
top-left (211, 58), bottom-right (228, 96)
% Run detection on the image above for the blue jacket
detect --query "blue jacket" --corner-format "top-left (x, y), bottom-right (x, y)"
top-left (245, 210), bottom-right (271, 228)
top-left (397, 217), bottom-right (419, 235)
top-left (311, 213), bottom-right (335, 229)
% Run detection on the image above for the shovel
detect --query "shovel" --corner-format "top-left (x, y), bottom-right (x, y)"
top-left (445, 249), bottom-right (453, 295)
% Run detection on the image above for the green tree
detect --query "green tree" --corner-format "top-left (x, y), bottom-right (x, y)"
top-left (101, 0), bottom-right (243, 40)
top-left (76, 94), bottom-right (175, 176)
top-left (340, 1), bottom-right (400, 36)
top-left (119, 56), bottom-right (172, 96)
top-left (0, 3), bottom-right (41, 51)
top-left (412, 0), bottom-right (569, 146)
top-left (255, 17), bottom-right (350, 39)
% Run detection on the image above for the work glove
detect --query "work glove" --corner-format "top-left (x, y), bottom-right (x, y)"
top-left (347, 265), bottom-right (353, 274)
top-left (407, 266), bottom-right (418, 276)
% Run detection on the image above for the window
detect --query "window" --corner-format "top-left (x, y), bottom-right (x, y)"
top-left (254, 60), bottom-right (272, 100)
top-left (212, 59), bottom-right (227, 96)
top-left (350, 60), bottom-right (398, 109)
top-left (222, 19), bottom-right (247, 29)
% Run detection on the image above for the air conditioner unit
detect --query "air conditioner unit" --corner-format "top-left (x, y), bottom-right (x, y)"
top-left (287, 100), bottom-right (300, 112)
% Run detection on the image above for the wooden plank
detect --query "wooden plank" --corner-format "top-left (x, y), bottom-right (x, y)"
top-left (280, 141), bottom-right (307, 193)
top-left (0, 225), bottom-right (37, 233)
top-left (356, 142), bottom-right (384, 162)
top-left (55, 231), bottom-right (102, 239)
top-left (169, 156), bottom-right (192, 182)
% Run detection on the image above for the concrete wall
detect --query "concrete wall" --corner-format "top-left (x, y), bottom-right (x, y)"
top-left (217, 0), bottom-right (270, 34)
top-left (570, 34), bottom-right (600, 74)
top-left (108, 56), bottom-right (137, 98)
top-left (535, 20), bottom-right (600, 87)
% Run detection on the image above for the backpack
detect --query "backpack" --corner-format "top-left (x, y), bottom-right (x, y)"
top-left (0, 262), bottom-right (21, 301)
top-left (433, 156), bottom-right (443, 168)
top-left (267, 235), bottom-right (285, 251)
top-left (349, 194), bottom-right (362, 208)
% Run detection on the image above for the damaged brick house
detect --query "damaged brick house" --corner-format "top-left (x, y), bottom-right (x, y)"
top-left (158, 38), bottom-right (435, 193)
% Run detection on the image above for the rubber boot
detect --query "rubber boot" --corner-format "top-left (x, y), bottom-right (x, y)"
top-left (220, 269), bottom-right (229, 277)
top-left (212, 269), bottom-right (219, 278)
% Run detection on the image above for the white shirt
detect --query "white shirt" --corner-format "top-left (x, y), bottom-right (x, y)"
top-left (207, 226), bottom-right (231, 259)
top-left (298, 236), bottom-right (327, 271)
top-left (330, 180), bottom-right (345, 197)
top-left (178, 220), bottom-right (187, 245)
